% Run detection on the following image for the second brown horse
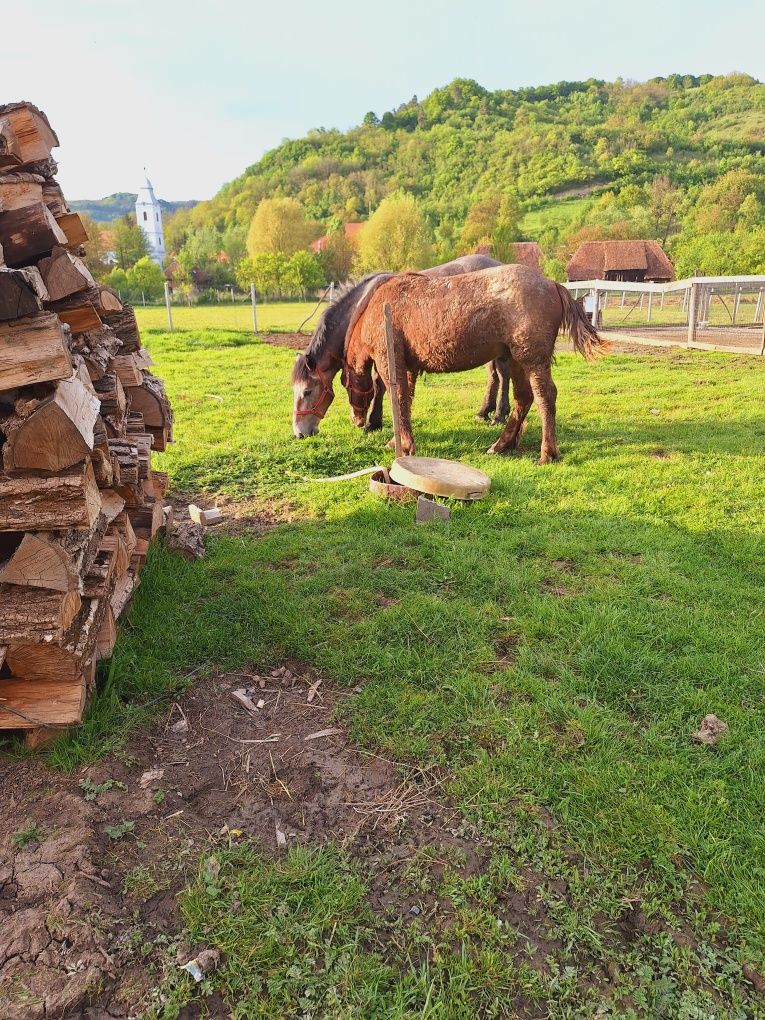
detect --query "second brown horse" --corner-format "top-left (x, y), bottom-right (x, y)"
top-left (341, 264), bottom-right (605, 463)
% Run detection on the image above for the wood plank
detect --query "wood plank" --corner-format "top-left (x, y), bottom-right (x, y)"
top-left (0, 312), bottom-right (72, 389)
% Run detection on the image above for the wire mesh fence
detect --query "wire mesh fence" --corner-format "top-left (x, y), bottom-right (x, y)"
top-left (567, 277), bottom-right (765, 354)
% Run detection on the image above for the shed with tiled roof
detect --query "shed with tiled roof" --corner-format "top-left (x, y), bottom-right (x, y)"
top-left (566, 240), bottom-right (674, 283)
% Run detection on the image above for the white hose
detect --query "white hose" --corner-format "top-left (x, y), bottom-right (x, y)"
top-left (303, 465), bottom-right (388, 483)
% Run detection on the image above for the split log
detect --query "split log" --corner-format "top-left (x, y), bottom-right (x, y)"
top-left (55, 212), bottom-right (89, 248)
top-left (6, 594), bottom-right (107, 685)
top-left (37, 246), bottom-right (95, 301)
top-left (111, 570), bottom-right (138, 618)
top-left (130, 536), bottom-right (150, 572)
top-left (73, 325), bottom-right (121, 380)
top-left (103, 305), bottom-right (140, 352)
top-left (0, 679), bottom-right (86, 730)
top-left (0, 201), bottom-right (68, 266)
top-left (111, 509), bottom-right (137, 559)
top-left (0, 507), bottom-right (110, 592)
top-left (112, 353), bottom-right (143, 388)
top-left (96, 606), bottom-right (117, 660)
top-left (0, 102), bottom-right (59, 170)
top-left (0, 460), bottom-right (101, 531)
top-left (0, 312), bottom-right (72, 389)
top-left (167, 520), bottom-right (205, 560)
top-left (0, 532), bottom-right (82, 592)
top-left (49, 295), bottom-right (101, 333)
top-left (0, 172), bottom-right (46, 212)
top-left (100, 526), bottom-right (130, 577)
top-left (42, 180), bottom-right (68, 218)
top-left (99, 488), bottom-right (126, 524)
top-left (82, 546), bottom-right (117, 598)
top-left (0, 586), bottom-right (81, 643)
top-left (0, 267), bottom-right (47, 320)
top-left (2, 373), bottom-right (100, 472)
top-left (108, 439), bottom-right (139, 484)
top-left (93, 371), bottom-right (127, 434)
top-left (127, 372), bottom-right (172, 429)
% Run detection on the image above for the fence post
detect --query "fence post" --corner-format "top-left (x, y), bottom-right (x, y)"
top-left (592, 288), bottom-right (600, 328)
top-left (647, 291), bottom-right (653, 323)
top-left (687, 282), bottom-right (699, 346)
top-left (250, 283), bottom-right (258, 334)
top-left (329, 281), bottom-right (335, 303)
top-left (732, 285), bottom-right (740, 325)
top-left (756, 289), bottom-right (764, 323)
top-left (621, 290), bottom-right (626, 308)
top-left (164, 281), bottom-right (173, 333)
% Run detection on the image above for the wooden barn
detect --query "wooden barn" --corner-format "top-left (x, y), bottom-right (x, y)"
top-left (566, 240), bottom-right (674, 283)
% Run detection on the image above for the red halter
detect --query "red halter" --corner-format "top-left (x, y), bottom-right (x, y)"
top-left (295, 364), bottom-right (335, 420)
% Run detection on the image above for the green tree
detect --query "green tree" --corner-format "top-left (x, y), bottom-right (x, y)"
top-left (491, 194), bottom-right (523, 262)
top-left (79, 213), bottom-right (111, 281)
top-left (318, 225), bottom-right (356, 281)
top-left (112, 213), bottom-right (148, 270)
top-left (126, 257), bottom-right (165, 301)
top-left (246, 197), bottom-right (316, 257)
top-left (284, 251), bottom-right (325, 298)
top-left (105, 266), bottom-right (129, 297)
top-left (355, 193), bottom-right (432, 272)
top-left (235, 253), bottom-right (289, 297)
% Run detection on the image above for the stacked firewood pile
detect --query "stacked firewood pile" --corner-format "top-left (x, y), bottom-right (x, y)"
top-left (0, 102), bottom-right (173, 746)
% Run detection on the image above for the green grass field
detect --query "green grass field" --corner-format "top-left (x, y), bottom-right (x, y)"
top-left (520, 197), bottom-right (591, 239)
top-left (58, 310), bottom-right (765, 1015)
top-left (134, 300), bottom-right (320, 334)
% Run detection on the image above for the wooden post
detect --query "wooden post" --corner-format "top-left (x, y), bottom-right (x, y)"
top-left (687, 282), bottom-right (699, 346)
top-left (383, 302), bottom-right (403, 459)
top-left (164, 281), bottom-right (173, 333)
top-left (250, 283), bottom-right (258, 333)
top-left (647, 291), bottom-right (653, 323)
top-left (755, 289), bottom-right (764, 323)
top-left (621, 290), bottom-right (626, 308)
top-left (660, 292), bottom-right (665, 310)
top-left (329, 281), bottom-right (335, 303)
top-left (732, 286), bottom-right (740, 325)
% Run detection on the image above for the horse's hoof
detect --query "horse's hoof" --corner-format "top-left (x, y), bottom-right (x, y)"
top-left (486, 444), bottom-right (502, 455)
top-left (492, 415), bottom-right (508, 426)
top-left (475, 413), bottom-right (490, 423)
top-left (365, 422), bottom-right (382, 433)
top-left (538, 451), bottom-right (561, 465)
top-left (385, 437), bottom-right (396, 450)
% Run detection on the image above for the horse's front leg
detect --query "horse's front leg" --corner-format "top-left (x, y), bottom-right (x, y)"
top-left (476, 363), bottom-right (498, 421)
top-left (528, 365), bottom-right (559, 464)
top-left (366, 371), bottom-right (385, 432)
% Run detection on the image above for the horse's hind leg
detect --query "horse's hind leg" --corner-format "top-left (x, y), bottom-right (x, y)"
top-left (492, 357), bottom-right (511, 425)
top-left (476, 363), bottom-right (498, 421)
top-left (528, 364), bottom-right (559, 464)
top-left (366, 371), bottom-right (385, 432)
top-left (487, 362), bottom-right (533, 455)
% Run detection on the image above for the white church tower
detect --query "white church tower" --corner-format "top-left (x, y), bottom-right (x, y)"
top-left (135, 177), bottom-right (165, 265)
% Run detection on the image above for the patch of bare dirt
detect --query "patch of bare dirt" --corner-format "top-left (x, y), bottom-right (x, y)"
top-left (258, 331), bottom-right (310, 352)
top-left (166, 491), bottom-right (303, 539)
top-left (0, 667), bottom-right (498, 1019)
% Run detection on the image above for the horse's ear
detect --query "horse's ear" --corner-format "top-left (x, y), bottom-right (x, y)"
top-left (305, 353), bottom-right (316, 371)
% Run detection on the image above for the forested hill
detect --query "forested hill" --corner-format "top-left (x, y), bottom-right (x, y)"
top-left (70, 193), bottom-right (197, 222)
top-left (182, 73), bottom-right (764, 237)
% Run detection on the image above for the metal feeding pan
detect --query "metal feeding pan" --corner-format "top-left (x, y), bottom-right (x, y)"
top-left (389, 456), bottom-right (491, 501)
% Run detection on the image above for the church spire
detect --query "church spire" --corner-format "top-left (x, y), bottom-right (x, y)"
top-left (135, 174), bottom-right (165, 266)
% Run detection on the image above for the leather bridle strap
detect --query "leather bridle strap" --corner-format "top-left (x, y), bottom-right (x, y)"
top-left (295, 365), bottom-right (335, 419)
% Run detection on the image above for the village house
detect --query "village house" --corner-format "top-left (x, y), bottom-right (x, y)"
top-left (566, 239), bottom-right (674, 283)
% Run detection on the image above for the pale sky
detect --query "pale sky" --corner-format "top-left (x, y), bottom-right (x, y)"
top-left (3, 0), bottom-right (763, 202)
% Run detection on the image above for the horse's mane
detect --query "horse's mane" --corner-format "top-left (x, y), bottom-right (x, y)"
top-left (305, 274), bottom-right (383, 363)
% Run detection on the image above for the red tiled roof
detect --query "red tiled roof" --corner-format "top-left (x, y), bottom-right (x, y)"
top-left (311, 222), bottom-right (363, 254)
top-left (567, 240), bottom-right (674, 281)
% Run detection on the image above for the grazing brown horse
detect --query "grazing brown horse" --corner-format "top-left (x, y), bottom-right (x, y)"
top-left (291, 255), bottom-right (510, 439)
top-left (341, 264), bottom-right (605, 463)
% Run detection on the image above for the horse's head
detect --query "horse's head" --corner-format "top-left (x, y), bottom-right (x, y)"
top-left (291, 354), bottom-right (335, 438)
top-left (342, 362), bottom-right (375, 429)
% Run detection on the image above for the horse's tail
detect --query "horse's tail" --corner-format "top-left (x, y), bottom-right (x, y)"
top-left (555, 283), bottom-right (609, 360)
